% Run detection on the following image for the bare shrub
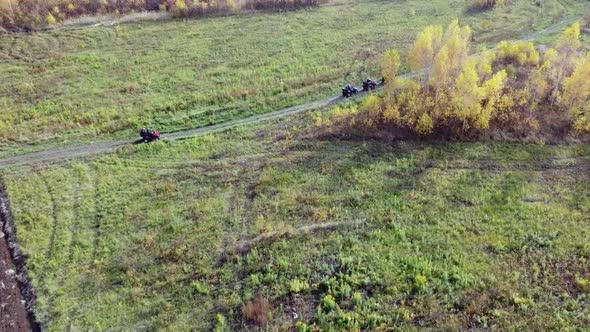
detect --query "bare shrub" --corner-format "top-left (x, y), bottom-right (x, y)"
top-left (242, 297), bottom-right (271, 327)
top-left (241, 0), bottom-right (325, 11)
top-left (583, 10), bottom-right (590, 29)
top-left (467, 0), bottom-right (508, 11)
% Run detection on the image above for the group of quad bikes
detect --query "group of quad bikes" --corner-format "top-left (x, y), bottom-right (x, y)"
top-left (342, 78), bottom-right (380, 98)
top-left (137, 78), bottom-right (381, 143)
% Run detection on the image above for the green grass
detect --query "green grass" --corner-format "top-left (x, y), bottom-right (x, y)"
top-left (2, 1), bottom-right (589, 329)
top-left (0, 0), bottom-right (585, 154)
top-left (3, 113), bottom-right (589, 330)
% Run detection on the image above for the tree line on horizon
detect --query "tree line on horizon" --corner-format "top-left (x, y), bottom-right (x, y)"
top-left (0, 0), bottom-right (322, 31)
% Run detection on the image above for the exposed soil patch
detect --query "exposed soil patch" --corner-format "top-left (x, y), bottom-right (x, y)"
top-left (0, 181), bottom-right (40, 332)
top-left (230, 219), bottom-right (367, 255)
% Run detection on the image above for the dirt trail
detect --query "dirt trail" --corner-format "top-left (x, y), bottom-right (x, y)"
top-left (0, 71), bottom-right (422, 169)
top-left (0, 140), bottom-right (132, 169)
top-left (232, 219), bottom-right (367, 254)
top-left (0, 95), bottom-right (346, 169)
top-left (0, 182), bottom-right (40, 332)
top-left (0, 15), bottom-right (581, 169)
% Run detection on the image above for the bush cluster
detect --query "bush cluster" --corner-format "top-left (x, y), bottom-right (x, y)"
top-left (241, 0), bottom-right (321, 11)
top-left (316, 20), bottom-right (590, 141)
top-left (242, 297), bottom-right (271, 327)
top-left (583, 10), bottom-right (590, 29)
top-left (0, 0), bottom-right (322, 31)
top-left (467, 0), bottom-right (508, 11)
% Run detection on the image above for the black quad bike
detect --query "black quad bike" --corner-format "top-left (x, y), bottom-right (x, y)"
top-left (342, 84), bottom-right (360, 98)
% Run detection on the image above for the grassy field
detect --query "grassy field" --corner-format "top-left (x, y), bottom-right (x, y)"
top-left (2, 0), bottom-right (590, 330)
top-left (3, 111), bottom-right (589, 330)
top-left (0, 0), bottom-right (586, 155)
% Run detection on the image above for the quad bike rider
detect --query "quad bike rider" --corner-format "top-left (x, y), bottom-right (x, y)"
top-left (342, 84), bottom-right (360, 97)
top-left (363, 78), bottom-right (378, 92)
top-left (139, 128), bottom-right (160, 142)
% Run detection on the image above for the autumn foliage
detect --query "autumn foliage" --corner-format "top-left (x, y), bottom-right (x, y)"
top-left (0, 0), bottom-right (322, 31)
top-left (317, 20), bottom-right (590, 142)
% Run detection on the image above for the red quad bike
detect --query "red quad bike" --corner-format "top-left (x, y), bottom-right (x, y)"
top-left (139, 128), bottom-right (160, 143)
top-left (363, 78), bottom-right (378, 92)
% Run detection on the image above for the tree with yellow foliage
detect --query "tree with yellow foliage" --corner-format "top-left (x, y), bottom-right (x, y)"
top-left (361, 94), bottom-right (383, 128)
top-left (0, 0), bottom-right (15, 15)
top-left (479, 69), bottom-right (507, 129)
top-left (548, 22), bottom-right (582, 104)
top-left (451, 59), bottom-right (483, 131)
top-left (429, 20), bottom-right (471, 94)
top-left (559, 54), bottom-right (590, 134)
top-left (395, 79), bottom-right (423, 128)
top-left (408, 25), bottom-right (443, 88)
top-left (450, 58), bottom-right (507, 131)
top-left (416, 113), bottom-right (434, 136)
top-left (559, 54), bottom-right (590, 110)
top-left (557, 22), bottom-right (581, 56)
top-left (528, 48), bottom-right (558, 104)
top-left (175, 0), bottom-right (187, 11)
top-left (496, 40), bottom-right (539, 66)
top-left (46, 12), bottom-right (56, 24)
top-left (476, 50), bottom-right (495, 78)
top-left (322, 20), bottom-right (588, 141)
top-left (382, 49), bottom-right (401, 101)
top-left (382, 105), bottom-right (401, 124)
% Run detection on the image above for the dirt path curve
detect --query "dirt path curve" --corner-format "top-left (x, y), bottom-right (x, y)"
top-left (0, 94), bottom-right (347, 169)
top-left (0, 15), bottom-right (581, 169)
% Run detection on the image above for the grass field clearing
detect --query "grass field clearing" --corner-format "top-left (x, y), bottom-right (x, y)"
top-left (3, 112), bottom-right (589, 330)
top-left (2, 0), bottom-right (590, 330)
top-left (0, 0), bottom-right (586, 154)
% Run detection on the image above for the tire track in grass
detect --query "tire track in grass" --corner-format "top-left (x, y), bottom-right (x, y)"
top-left (67, 168), bottom-right (82, 264)
top-left (65, 164), bottom-right (103, 330)
top-left (225, 160), bottom-right (266, 233)
top-left (65, 164), bottom-right (97, 331)
top-left (90, 164), bottom-right (104, 266)
top-left (63, 168), bottom-right (82, 332)
top-left (36, 170), bottom-right (76, 328)
top-left (424, 156), bottom-right (590, 173)
top-left (36, 172), bottom-right (59, 267)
